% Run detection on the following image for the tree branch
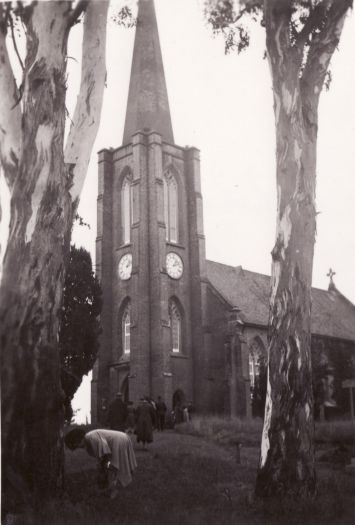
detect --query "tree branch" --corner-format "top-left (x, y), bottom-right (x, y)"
top-left (264, 0), bottom-right (297, 85)
top-left (9, 10), bottom-right (24, 71)
top-left (67, 0), bottom-right (89, 29)
top-left (301, 0), bottom-right (352, 105)
top-left (295, 1), bottom-right (328, 50)
top-left (64, 0), bottom-right (109, 205)
top-left (0, 6), bottom-right (22, 193)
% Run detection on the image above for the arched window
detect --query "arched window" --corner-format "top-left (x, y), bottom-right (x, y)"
top-left (249, 337), bottom-right (264, 387)
top-left (169, 299), bottom-right (182, 353)
top-left (249, 337), bottom-right (267, 418)
top-left (163, 170), bottom-right (178, 243)
top-left (121, 175), bottom-right (132, 244)
top-left (122, 303), bottom-right (131, 355)
top-left (249, 354), bottom-right (259, 388)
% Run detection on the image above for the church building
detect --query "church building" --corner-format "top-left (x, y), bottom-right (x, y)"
top-left (91, 0), bottom-right (355, 424)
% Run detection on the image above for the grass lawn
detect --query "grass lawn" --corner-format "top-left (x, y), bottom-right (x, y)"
top-left (32, 420), bottom-right (355, 525)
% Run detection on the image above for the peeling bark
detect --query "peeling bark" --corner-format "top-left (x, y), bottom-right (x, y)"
top-left (0, 8), bottom-right (22, 192)
top-left (0, 1), bottom-right (108, 515)
top-left (255, 0), bottom-right (350, 499)
top-left (64, 0), bottom-right (108, 203)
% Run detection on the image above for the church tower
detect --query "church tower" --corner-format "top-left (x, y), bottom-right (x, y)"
top-left (92, 0), bottom-right (207, 424)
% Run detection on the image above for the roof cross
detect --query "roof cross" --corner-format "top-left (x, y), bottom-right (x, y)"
top-left (327, 268), bottom-right (336, 282)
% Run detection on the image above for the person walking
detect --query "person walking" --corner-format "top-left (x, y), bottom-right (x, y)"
top-left (64, 427), bottom-right (137, 498)
top-left (156, 396), bottom-right (167, 431)
top-left (107, 392), bottom-right (128, 431)
top-left (135, 397), bottom-right (156, 450)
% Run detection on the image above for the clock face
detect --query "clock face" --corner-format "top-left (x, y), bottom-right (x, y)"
top-left (118, 253), bottom-right (132, 280)
top-left (166, 252), bottom-right (183, 280)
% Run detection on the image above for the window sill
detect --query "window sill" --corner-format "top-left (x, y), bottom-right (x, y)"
top-left (170, 353), bottom-right (188, 359)
top-left (166, 241), bottom-right (185, 250)
top-left (116, 243), bottom-right (132, 251)
top-left (109, 358), bottom-right (130, 368)
top-left (118, 355), bottom-right (130, 364)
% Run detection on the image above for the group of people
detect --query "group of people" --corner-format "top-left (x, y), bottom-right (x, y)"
top-left (107, 393), bottom-right (168, 449)
top-left (64, 393), bottom-right (169, 499)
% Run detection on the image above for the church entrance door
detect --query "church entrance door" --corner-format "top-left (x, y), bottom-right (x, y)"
top-left (172, 389), bottom-right (185, 424)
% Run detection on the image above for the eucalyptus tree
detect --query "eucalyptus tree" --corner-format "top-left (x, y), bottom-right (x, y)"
top-left (0, 0), bottom-right (108, 513)
top-left (205, 0), bottom-right (352, 497)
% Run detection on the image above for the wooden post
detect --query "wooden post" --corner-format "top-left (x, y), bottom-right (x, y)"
top-left (342, 379), bottom-right (355, 423)
top-left (350, 387), bottom-right (354, 423)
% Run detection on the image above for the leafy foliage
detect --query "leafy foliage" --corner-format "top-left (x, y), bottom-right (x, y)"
top-left (204, 0), bottom-right (350, 82)
top-left (204, 0), bottom-right (261, 54)
top-left (311, 338), bottom-right (355, 419)
top-left (112, 5), bottom-right (136, 28)
top-left (59, 246), bottom-right (102, 422)
top-left (74, 212), bottom-right (91, 229)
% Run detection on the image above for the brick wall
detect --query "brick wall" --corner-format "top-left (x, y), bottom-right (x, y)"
top-left (94, 131), bottom-right (204, 418)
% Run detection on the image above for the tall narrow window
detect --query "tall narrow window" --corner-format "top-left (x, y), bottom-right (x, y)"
top-left (122, 176), bottom-right (131, 244)
top-left (249, 337), bottom-right (264, 388)
top-left (164, 170), bottom-right (178, 243)
top-left (249, 354), bottom-right (256, 388)
top-left (122, 305), bottom-right (131, 355)
top-left (169, 300), bottom-right (181, 353)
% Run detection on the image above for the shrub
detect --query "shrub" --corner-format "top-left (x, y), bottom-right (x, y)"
top-left (175, 415), bottom-right (263, 447)
top-left (177, 415), bottom-right (355, 449)
top-left (315, 420), bottom-right (355, 446)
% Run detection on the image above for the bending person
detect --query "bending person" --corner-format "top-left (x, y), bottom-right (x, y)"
top-left (65, 427), bottom-right (137, 497)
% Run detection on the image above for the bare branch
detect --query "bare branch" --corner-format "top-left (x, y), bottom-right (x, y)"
top-left (64, 0), bottom-right (109, 204)
top-left (0, 7), bottom-right (22, 193)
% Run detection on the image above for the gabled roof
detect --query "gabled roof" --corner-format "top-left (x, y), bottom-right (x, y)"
top-left (205, 260), bottom-right (355, 342)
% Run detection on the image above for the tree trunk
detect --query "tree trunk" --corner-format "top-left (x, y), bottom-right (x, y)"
top-left (1, 4), bottom-right (71, 513)
top-left (0, 1), bottom-right (108, 514)
top-left (255, 3), bottom-right (317, 498)
top-left (255, 0), bottom-right (349, 498)
top-left (255, 93), bottom-right (317, 497)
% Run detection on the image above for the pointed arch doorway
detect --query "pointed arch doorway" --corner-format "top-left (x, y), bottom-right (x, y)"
top-left (172, 389), bottom-right (185, 424)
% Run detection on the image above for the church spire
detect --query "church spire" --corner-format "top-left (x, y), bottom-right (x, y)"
top-left (122, 0), bottom-right (174, 144)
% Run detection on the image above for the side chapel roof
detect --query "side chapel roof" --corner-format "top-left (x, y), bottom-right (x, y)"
top-left (206, 260), bottom-right (355, 342)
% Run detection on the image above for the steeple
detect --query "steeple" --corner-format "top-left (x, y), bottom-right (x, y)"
top-left (123, 0), bottom-right (174, 144)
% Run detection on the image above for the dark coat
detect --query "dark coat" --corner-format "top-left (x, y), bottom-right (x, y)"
top-left (156, 400), bottom-right (167, 415)
top-left (135, 401), bottom-right (156, 444)
top-left (107, 398), bottom-right (128, 431)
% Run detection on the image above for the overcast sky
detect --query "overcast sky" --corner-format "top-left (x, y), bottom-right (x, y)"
top-left (70, 0), bottom-right (355, 297)
top-left (1, 0), bottom-right (354, 423)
